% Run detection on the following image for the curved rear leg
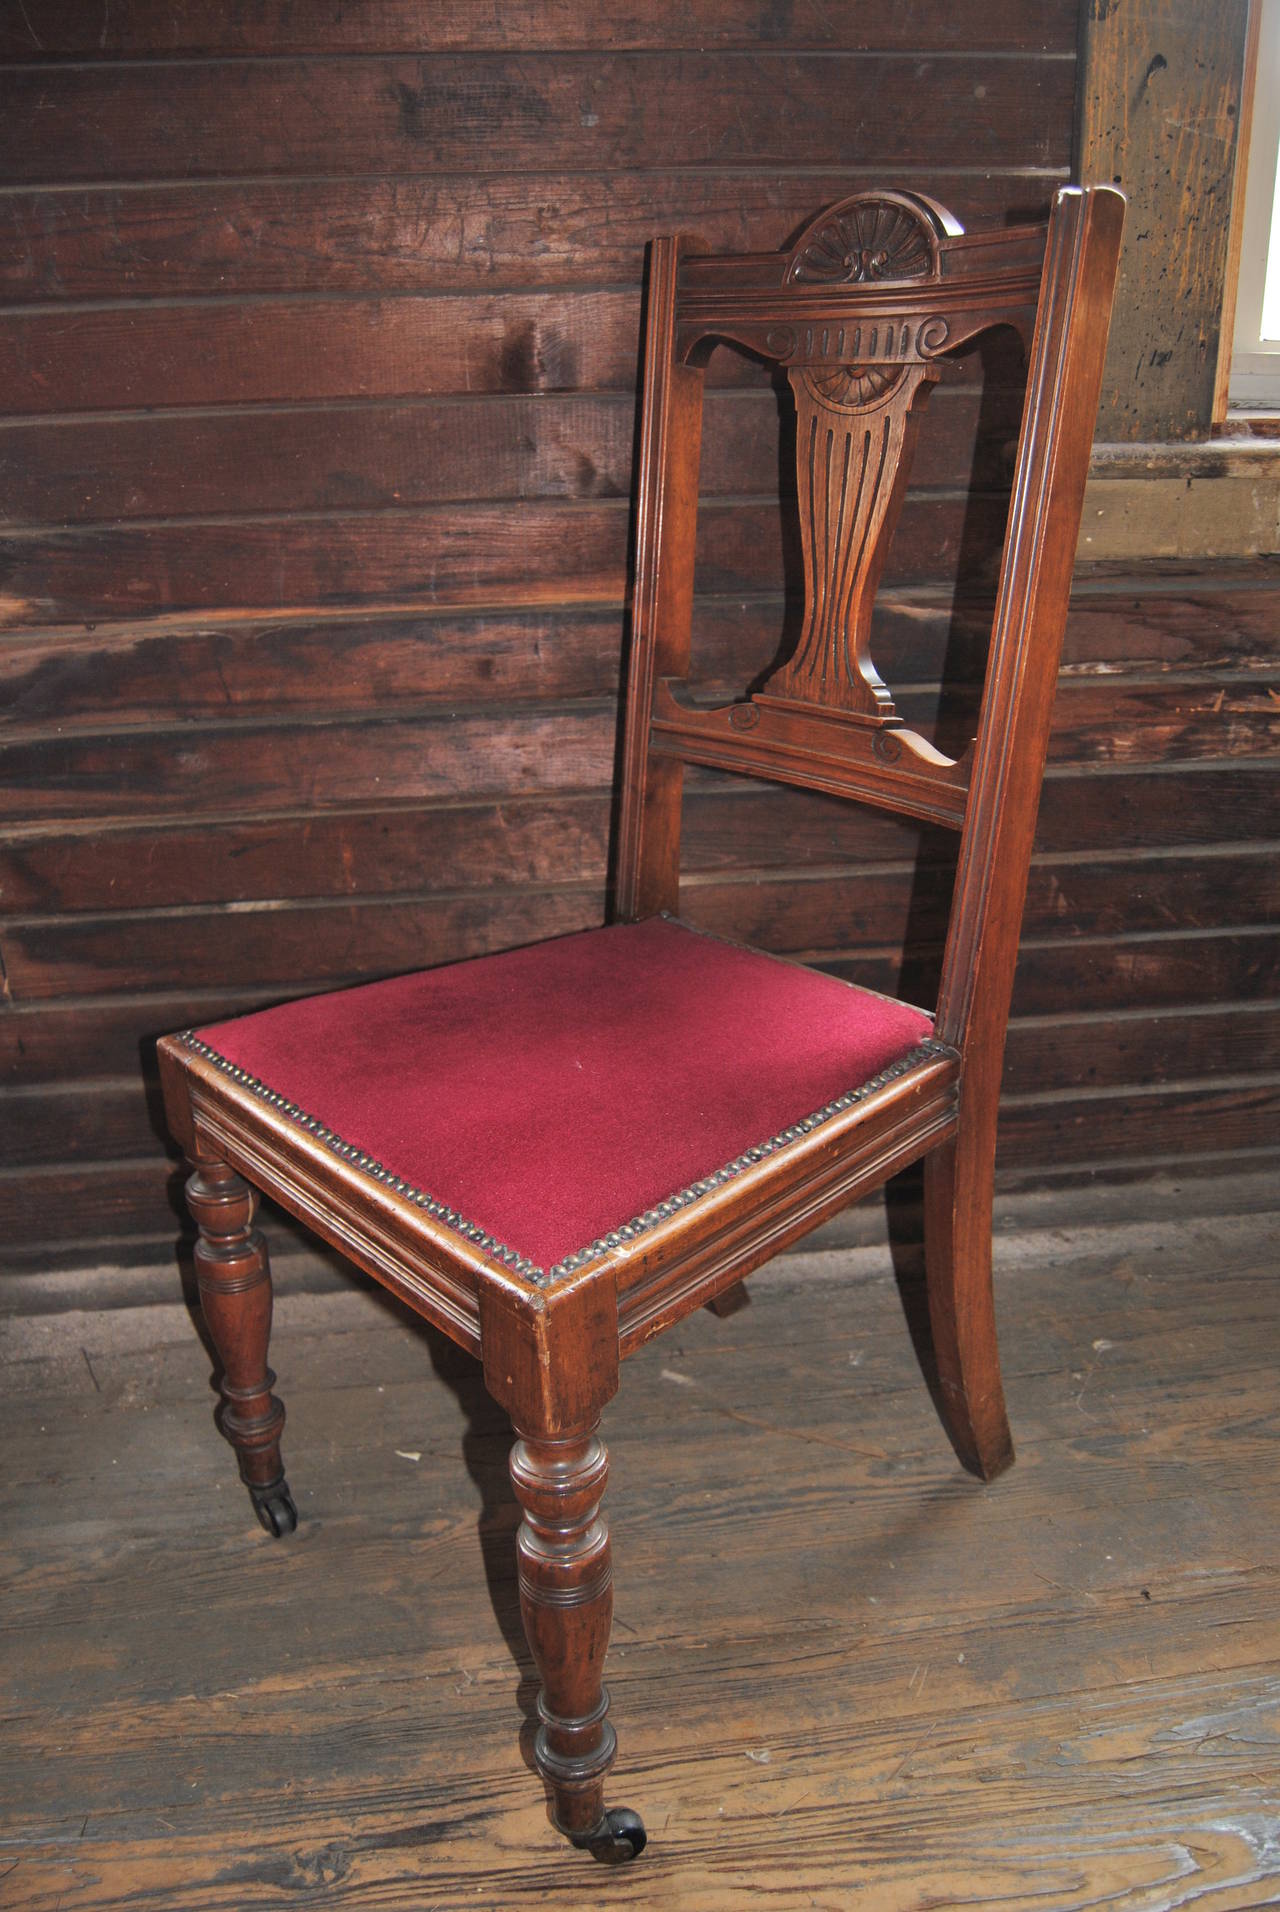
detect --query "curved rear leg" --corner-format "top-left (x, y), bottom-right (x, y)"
top-left (922, 1129), bottom-right (1014, 1481)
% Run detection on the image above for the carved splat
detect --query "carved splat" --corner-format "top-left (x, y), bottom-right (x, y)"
top-left (647, 188), bottom-right (1038, 821)
top-left (765, 357), bottom-right (938, 718)
top-left (750, 193), bottom-right (952, 724)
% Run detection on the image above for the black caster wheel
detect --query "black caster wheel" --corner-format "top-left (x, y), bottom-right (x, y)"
top-left (249, 1476), bottom-right (298, 1537)
top-left (571, 1807), bottom-right (647, 1864)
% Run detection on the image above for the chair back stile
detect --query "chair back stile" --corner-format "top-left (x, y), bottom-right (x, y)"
top-left (615, 232), bottom-right (706, 922)
top-left (615, 187), bottom-right (1125, 1074)
top-left (934, 188), bottom-right (1125, 1067)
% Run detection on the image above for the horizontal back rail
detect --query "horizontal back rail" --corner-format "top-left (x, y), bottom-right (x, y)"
top-left (649, 682), bottom-right (970, 829)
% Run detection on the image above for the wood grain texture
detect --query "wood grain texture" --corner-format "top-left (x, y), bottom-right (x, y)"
top-left (0, 384), bottom-right (1014, 521)
top-left (0, 493), bottom-right (1011, 627)
top-left (5, 671), bottom-right (1271, 829)
top-left (4, 571), bottom-right (1275, 731)
top-left (0, 292), bottom-right (644, 417)
top-left (6, 929), bottom-right (1273, 1097)
top-left (5, 840), bottom-right (1274, 1002)
top-left (0, 0), bottom-right (1080, 58)
top-left (1078, 1), bottom-right (1250, 440)
top-left (3, 765), bottom-right (1274, 918)
top-left (0, 54), bottom-right (1073, 184)
top-left (1, 0), bottom-right (1271, 1275)
top-left (0, 173), bottom-right (1057, 305)
top-left (0, 1197), bottom-right (1277, 1904)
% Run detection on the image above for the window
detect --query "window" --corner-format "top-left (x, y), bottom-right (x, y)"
top-left (1230, 0), bottom-right (1280, 410)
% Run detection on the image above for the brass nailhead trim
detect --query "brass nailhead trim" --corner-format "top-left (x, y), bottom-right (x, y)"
top-left (180, 1030), bottom-right (952, 1288)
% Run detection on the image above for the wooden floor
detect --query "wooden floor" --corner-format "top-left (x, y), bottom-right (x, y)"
top-left (2, 1176), bottom-right (1279, 1911)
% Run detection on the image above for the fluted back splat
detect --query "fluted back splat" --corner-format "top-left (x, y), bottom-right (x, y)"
top-left (679, 191), bottom-right (1042, 737)
top-left (773, 198), bottom-right (953, 719)
top-left (781, 351), bottom-right (934, 718)
top-left (624, 190), bottom-right (1054, 842)
top-left (618, 184), bottom-right (1124, 931)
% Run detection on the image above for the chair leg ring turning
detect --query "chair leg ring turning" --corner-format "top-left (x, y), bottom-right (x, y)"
top-left (186, 1160), bottom-right (298, 1538)
top-left (510, 1427), bottom-right (645, 1861)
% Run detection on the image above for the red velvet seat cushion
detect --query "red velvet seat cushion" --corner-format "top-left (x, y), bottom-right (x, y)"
top-left (189, 915), bottom-right (933, 1279)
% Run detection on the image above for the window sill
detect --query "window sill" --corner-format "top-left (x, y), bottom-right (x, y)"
top-left (1080, 438), bottom-right (1280, 560)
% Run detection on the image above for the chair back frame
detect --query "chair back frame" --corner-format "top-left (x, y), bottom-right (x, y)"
top-left (616, 186), bottom-right (1125, 1084)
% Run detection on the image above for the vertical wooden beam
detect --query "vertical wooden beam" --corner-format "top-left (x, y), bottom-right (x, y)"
top-left (1078, 0), bottom-right (1250, 440)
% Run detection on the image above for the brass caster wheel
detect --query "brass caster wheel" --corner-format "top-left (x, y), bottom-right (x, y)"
top-left (571, 1807), bottom-right (647, 1864)
top-left (249, 1475), bottom-right (298, 1537)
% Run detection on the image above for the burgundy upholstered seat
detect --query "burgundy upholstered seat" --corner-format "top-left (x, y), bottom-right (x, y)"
top-left (185, 915), bottom-right (934, 1281)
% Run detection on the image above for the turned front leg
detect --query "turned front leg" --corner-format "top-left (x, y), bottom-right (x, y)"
top-left (509, 1425), bottom-right (644, 1861)
top-left (186, 1160), bottom-right (297, 1537)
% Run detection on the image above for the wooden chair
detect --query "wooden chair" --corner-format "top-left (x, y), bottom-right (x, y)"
top-left (158, 184), bottom-right (1123, 1864)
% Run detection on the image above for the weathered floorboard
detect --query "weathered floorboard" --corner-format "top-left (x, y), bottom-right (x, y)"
top-left (0, 1195), bottom-right (1276, 1907)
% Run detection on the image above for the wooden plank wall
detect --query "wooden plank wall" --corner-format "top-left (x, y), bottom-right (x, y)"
top-left (0, 5), bottom-right (1276, 1269)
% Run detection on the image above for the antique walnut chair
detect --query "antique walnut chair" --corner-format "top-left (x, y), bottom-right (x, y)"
top-left (158, 184), bottom-right (1123, 1863)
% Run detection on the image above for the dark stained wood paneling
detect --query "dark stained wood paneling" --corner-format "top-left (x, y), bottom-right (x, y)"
top-left (7, 970), bottom-right (1276, 1096)
top-left (3, 673), bottom-right (1273, 829)
top-left (997, 1079), bottom-right (1280, 1166)
top-left (0, 385), bottom-right (1015, 521)
top-left (8, 1002), bottom-right (1280, 1167)
top-left (13, 996), bottom-right (1280, 1176)
top-left (5, 847), bottom-right (1275, 1001)
top-left (1006, 1003), bottom-right (1280, 1093)
top-left (0, 997), bottom-right (245, 1089)
top-left (0, 1), bottom-right (1080, 58)
top-left (1061, 569), bottom-right (1280, 672)
top-left (0, 708), bottom-right (619, 826)
top-left (4, 4), bottom-right (1273, 1267)
top-left (0, 292), bottom-right (643, 415)
top-left (0, 55), bottom-right (1073, 183)
top-left (1, 494), bottom-right (1019, 627)
top-left (0, 799), bottom-right (614, 917)
top-left (3, 767), bottom-right (1275, 918)
top-left (0, 173), bottom-right (1056, 305)
top-left (827, 927), bottom-right (1280, 1018)
top-left (5, 579), bottom-right (1275, 735)
top-left (0, 609), bottom-right (635, 727)
top-left (0, 294), bottom-right (1025, 421)
top-left (0, 1161), bottom-right (185, 1252)
top-left (1, 887), bottom-right (604, 1004)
